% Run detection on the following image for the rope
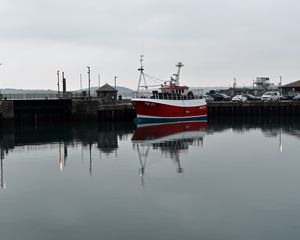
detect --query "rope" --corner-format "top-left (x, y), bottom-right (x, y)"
top-left (144, 73), bottom-right (166, 84)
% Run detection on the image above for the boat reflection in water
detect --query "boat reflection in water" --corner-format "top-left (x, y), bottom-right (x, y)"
top-left (132, 120), bottom-right (208, 185)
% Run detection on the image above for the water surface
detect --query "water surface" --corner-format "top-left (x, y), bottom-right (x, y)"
top-left (0, 120), bottom-right (300, 240)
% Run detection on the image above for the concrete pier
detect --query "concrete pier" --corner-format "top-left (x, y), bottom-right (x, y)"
top-left (208, 101), bottom-right (300, 117)
top-left (0, 99), bottom-right (72, 125)
top-left (71, 100), bottom-right (135, 121)
top-left (0, 99), bottom-right (135, 124)
top-left (1, 99), bottom-right (300, 125)
top-left (97, 103), bottom-right (135, 121)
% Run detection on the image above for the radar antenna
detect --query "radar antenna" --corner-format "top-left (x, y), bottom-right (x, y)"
top-left (173, 62), bottom-right (184, 86)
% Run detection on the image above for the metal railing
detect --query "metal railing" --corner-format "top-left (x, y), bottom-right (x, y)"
top-left (135, 89), bottom-right (204, 100)
top-left (136, 93), bottom-right (204, 100)
top-left (0, 93), bottom-right (73, 100)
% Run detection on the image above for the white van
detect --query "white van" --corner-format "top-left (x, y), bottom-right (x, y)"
top-left (261, 91), bottom-right (280, 101)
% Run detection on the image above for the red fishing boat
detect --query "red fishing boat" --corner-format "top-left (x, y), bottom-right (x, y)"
top-left (131, 56), bottom-right (207, 123)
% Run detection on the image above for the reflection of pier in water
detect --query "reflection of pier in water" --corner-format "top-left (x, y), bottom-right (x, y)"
top-left (1, 149), bottom-right (6, 189)
top-left (208, 116), bottom-right (300, 153)
top-left (1, 117), bottom-right (300, 188)
top-left (132, 121), bottom-right (208, 186)
top-left (0, 122), bottom-right (134, 186)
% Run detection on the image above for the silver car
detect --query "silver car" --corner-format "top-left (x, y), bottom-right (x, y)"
top-left (261, 91), bottom-right (280, 101)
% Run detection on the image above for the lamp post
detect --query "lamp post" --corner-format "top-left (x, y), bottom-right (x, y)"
top-left (80, 73), bottom-right (82, 92)
top-left (57, 71), bottom-right (60, 94)
top-left (0, 64), bottom-right (3, 100)
top-left (87, 66), bottom-right (91, 97)
top-left (279, 76), bottom-right (282, 86)
top-left (279, 76), bottom-right (283, 94)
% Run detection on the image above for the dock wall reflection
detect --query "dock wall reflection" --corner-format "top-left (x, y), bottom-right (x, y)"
top-left (0, 116), bottom-right (300, 189)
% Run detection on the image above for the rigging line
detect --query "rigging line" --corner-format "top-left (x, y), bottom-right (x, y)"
top-left (145, 75), bottom-right (165, 83)
top-left (139, 84), bottom-right (162, 87)
top-left (144, 73), bottom-right (166, 83)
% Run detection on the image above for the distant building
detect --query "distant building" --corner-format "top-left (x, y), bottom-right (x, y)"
top-left (254, 77), bottom-right (276, 90)
top-left (96, 83), bottom-right (118, 104)
top-left (279, 80), bottom-right (300, 95)
top-left (253, 77), bottom-right (276, 95)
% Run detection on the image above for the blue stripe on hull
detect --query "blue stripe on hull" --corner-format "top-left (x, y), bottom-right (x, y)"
top-left (134, 115), bottom-right (208, 124)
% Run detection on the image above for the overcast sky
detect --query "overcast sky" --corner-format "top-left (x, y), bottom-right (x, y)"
top-left (0, 0), bottom-right (299, 90)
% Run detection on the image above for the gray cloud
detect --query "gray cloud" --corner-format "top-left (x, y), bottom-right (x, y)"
top-left (0, 0), bottom-right (300, 89)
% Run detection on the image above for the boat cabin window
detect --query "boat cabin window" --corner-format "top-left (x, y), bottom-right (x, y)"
top-left (160, 87), bottom-right (189, 96)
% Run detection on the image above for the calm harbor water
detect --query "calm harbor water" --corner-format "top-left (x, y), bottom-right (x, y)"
top-left (1, 119), bottom-right (300, 240)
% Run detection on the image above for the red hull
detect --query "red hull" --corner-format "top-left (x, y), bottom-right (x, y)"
top-left (132, 121), bottom-right (208, 141)
top-left (131, 99), bottom-right (207, 118)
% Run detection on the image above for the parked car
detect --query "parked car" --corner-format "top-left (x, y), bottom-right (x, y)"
top-left (280, 95), bottom-right (289, 100)
top-left (243, 93), bottom-right (261, 101)
top-left (261, 91), bottom-right (280, 101)
top-left (232, 95), bottom-right (247, 102)
top-left (211, 93), bottom-right (231, 101)
top-left (203, 95), bottom-right (214, 102)
top-left (282, 92), bottom-right (298, 100)
top-left (293, 93), bottom-right (300, 101)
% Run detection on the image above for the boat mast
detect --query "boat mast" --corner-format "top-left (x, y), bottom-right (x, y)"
top-left (137, 55), bottom-right (147, 97)
top-left (173, 62), bottom-right (184, 86)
